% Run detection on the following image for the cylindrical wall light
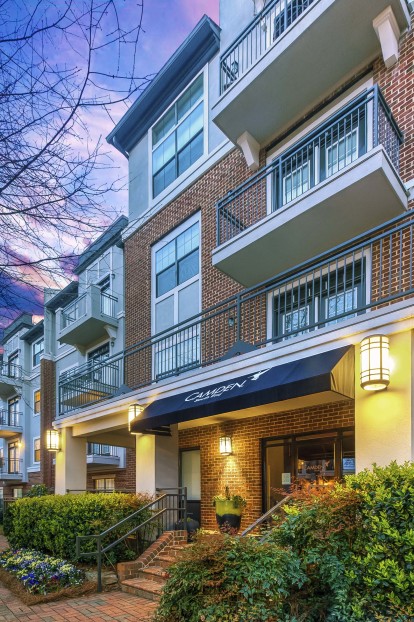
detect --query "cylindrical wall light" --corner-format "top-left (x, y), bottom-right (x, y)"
top-left (360, 334), bottom-right (390, 391)
top-left (45, 429), bottom-right (60, 451)
top-left (128, 404), bottom-right (143, 431)
top-left (219, 436), bottom-right (232, 456)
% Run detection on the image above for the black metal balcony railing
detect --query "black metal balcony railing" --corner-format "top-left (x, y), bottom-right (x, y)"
top-left (220, 0), bottom-right (315, 93)
top-left (0, 363), bottom-right (22, 381)
top-left (217, 86), bottom-right (403, 246)
top-left (59, 213), bottom-right (414, 415)
top-left (87, 443), bottom-right (118, 457)
top-left (0, 410), bottom-right (23, 428)
top-left (0, 458), bottom-right (22, 475)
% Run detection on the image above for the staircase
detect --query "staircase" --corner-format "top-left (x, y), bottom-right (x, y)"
top-left (118, 530), bottom-right (189, 601)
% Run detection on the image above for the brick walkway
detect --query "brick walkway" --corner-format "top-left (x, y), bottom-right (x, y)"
top-left (0, 535), bottom-right (157, 621)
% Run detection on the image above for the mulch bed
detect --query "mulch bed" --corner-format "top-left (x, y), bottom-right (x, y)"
top-left (0, 567), bottom-right (97, 605)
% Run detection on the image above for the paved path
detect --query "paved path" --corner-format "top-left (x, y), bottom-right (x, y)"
top-left (0, 535), bottom-right (157, 621)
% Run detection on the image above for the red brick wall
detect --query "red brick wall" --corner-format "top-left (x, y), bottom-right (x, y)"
top-left (179, 400), bottom-right (354, 530)
top-left (40, 358), bottom-right (55, 490)
top-left (86, 447), bottom-right (136, 491)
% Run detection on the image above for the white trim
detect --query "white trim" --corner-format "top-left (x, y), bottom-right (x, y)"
top-left (55, 298), bottom-right (414, 429)
top-left (33, 387), bottom-right (41, 417)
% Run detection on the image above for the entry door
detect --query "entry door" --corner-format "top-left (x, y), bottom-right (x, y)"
top-left (180, 449), bottom-right (201, 525)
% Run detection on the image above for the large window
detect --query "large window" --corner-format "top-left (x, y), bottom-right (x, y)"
top-left (153, 217), bottom-right (200, 378)
top-left (7, 351), bottom-right (19, 377)
top-left (94, 478), bottom-right (115, 492)
top-left (273, 260), bottom-right (364, 340)
top-left (7, 396), bottom-right (19, 427)
top-left (152, 75), bottom-right (204, 198)
top-left (32, 338), bottom-right (44, 367)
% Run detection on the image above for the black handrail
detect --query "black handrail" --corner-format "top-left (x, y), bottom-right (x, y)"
top-left (240, 495), bottom-right (292, 538)
top-left (76, 488), bottom-right (187, 592)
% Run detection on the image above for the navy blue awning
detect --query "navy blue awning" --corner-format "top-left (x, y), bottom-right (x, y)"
top-left (130, 346), bottom-right (354, 434)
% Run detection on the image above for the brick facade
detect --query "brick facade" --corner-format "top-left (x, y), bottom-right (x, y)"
top-left (40, 358), bottom-right (55, 490)
top-left (86, 447), bottom-right (136, 492)
top-left (179, 400), bottom-right (354, 530)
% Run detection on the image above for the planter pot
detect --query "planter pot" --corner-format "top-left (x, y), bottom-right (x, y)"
top-left (215, 499), bottom-right (243, 534)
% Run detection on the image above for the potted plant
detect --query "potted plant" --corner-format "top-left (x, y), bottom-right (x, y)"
top-left (212, 486), bottom-right (247, 534)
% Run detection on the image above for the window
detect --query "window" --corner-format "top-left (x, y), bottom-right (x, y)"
top-left (273, 260), bottom-right (364, 340)
top-left (33, 390), bottom-right (41, 415)
top-left (152, 75), bottom-right (204, 198)
top-left (32, 338), bottom-right (44, 367)
top-left (33, 438), bottom-right (41, 463)
top-left (153, 217), bottom-right (201, 378)
top-left (13, 488), bottom-right (23, 499)
top-left (7, 396), bottom-right (19, 427)
top-left (87, 343), bottom-right (112, 386)
top-left (94, 478), bottom-right (115, 492)
top-left (7, 351), bottom-right (18, 378)
top-left (85, 251), bottom-right (111, 286)
top-left (88, 343), bottom-right (110, 363)
top-left (87, 443), bottom-right (113, 456)
top-left (8, 441), bottom-right (20, 474)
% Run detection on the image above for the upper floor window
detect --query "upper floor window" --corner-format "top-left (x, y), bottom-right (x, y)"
top-left (34, 389), bottom-right (41, 415)
top-left (33, 438), bottom-right (41, 463)
top-left (85, 251), bottom-right (111, 286)
top-left (152, 74), bottom-right (204, 198)
top-left (7, 351), bottom-right (18, 377)
top-left (32, 338), bottom-right (44, 367)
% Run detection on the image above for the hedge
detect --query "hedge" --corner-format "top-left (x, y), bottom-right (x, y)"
top-left (6, 492), bottom-right (152, 563)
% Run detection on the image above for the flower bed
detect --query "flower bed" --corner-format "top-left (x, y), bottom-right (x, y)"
top-left (0, 549), bottom-right (84, 595)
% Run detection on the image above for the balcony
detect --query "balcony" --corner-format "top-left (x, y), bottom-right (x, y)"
top-left (87, 443), bottom-right (121, 467)
top-left (0, 410), bottom-right (23, 438)
top-left (213, 87), bottom-right (407, 286)
top-left (0, 459), bottom-right (23, 480)
top-left (59, 213), bottom-right (414, 415)
top-left (213, 0), bottom-right (410, 146)
top-left (58, 285), bottom-right (118, 347)
top-left (0, 364), bottom-right (22, 399)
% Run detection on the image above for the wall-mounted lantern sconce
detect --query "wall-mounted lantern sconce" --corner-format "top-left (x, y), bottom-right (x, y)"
top-left (360, 334), bottom-right (390, 391)
top-left (128, 404), bottom-right (143, 432)
top-left (219, 436), bottom-right (233, 456)
top-left (45, 429), bottom-right (60, 452)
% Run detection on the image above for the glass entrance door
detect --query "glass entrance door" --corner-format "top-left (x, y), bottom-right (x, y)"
top-left (264, 429), bottom-right (355, 511)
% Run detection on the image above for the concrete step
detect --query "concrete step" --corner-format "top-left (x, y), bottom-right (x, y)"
top-left (121, 577), bottom-right (163, 601)
top-left (139, 565), bottom-right (169, 584)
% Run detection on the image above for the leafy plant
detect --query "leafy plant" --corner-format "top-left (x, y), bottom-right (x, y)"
top-left (6, 492), bottom-right (152, 563)
top-left (212, 486), bottom-right (247, 510)
top-left (0, 548), bottom-right (84, 594)
top-left (24, 484), bottom-right (51, 498)
top-left (155, 532), bottom-right (306, 622)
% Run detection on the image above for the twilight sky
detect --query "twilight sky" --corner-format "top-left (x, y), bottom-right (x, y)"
top-left (0, 0), bottom-right (219, 331)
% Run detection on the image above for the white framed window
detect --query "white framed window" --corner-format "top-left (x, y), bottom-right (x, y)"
top-left (33, 437), bottom-right (41, 464)
top-left (33, 389), bottom-right (41, 416)
top-left (151, 74), bottom-right (204, 198)
top-left (85, 250), bottom-right (112, 287)
top-left (32, 338), bottom-right (44, 367)
top-left (13, 488), bottom-right (23, 499)
top-left (94, 477), bottom-right (115, 492)
top-left (152, 214), bottom-right (201, 379)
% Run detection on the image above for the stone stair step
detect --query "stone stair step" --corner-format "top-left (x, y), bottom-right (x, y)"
top-left (139, 565), bottom-right (169, 584)
top-left (121, 577), bottom-right (163, 601)
top-left (157, 554), bottom-right (177, 568)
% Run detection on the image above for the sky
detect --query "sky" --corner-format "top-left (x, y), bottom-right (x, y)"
top-left (0, 0), bottom-right (220, 332)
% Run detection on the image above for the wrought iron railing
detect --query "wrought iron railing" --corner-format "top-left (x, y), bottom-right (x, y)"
top-left (87, 443), bottom-right (118, 457)
top-left (76, 488), bottom-right (187, 592)
top-left (100, 291), bottom-right (117, 317)
top-left (59, 212), bottom-right (414, 416)
top-left (0, 363), bottom-right (22, 381)
top-left (61, 293), bottom-right (87, 328)
top-left (217, 86), bottom-right (403, 246)
top-left (240, 495), bottom-right (292, 538)
top-left (0, 410), bottom-right (22, 428)
top-left (0, 458), bottom-right (22, 476)
top-left (220, 0), bottom-right (315, 93)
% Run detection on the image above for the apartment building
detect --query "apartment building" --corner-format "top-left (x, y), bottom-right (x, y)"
top-left (50, 0), bottom-right (414, 529)
top-left (0, 313), bottom-right (44, 497)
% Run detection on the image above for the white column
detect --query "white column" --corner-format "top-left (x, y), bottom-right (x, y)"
top-left (135, 425), bottom-right (179, 495)
top-left (55, 428), bottom-right (87, 495)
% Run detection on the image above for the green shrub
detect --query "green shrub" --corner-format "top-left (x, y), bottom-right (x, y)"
top-left (155, 532), bottom-right (306, 622)
top-left (6, 492), bottom-right (152, 563)
top-left (346, 462), bottom-right (414, 620)
top-left (24, 484), bottom-right (51, 498)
